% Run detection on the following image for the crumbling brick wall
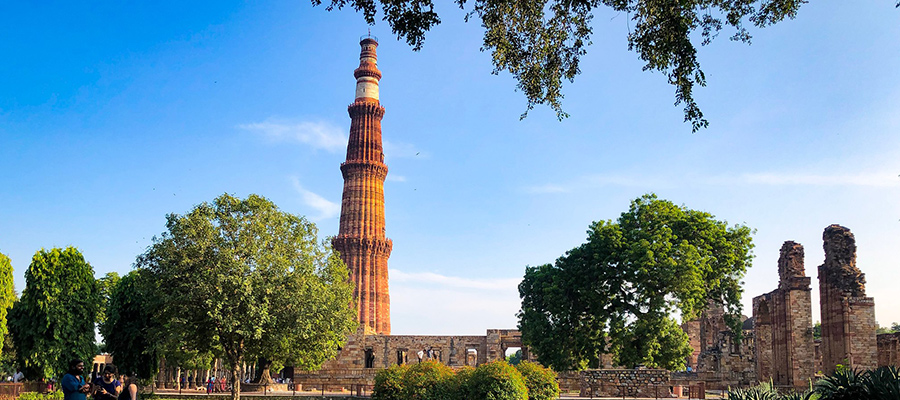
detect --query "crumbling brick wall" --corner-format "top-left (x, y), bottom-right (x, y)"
top-left (877, 332), bottom-right (900, 367)
top-left (818, 225), bottom-right (877, 373)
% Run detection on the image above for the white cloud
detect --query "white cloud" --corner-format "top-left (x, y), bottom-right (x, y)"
top-left (239, 119), bottom-right (346, 152)
top-left (386, 175), bottom-right (407, 182)
top-left (290, 177), bottom-right (340, 220)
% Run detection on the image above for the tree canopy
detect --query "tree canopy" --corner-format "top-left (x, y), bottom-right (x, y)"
top-left (9, 247), bottom-right (99, 380)
top-left (96, 272), bottom-right (120, 327)
top-left (136, 193), bottom-right (356, 400)
top-left (517, 194), bottom-right (753, 371)
top-left (313, 0), bottom-right (843, 131)
top-left (99, 269), bottom-right (162, 381)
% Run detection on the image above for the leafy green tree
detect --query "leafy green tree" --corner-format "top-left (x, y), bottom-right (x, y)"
top-left (99, 270), bottom-right (161, 381)
top-left (611, 316), bottom-right (692, 370)
top-left (8, 247), bottom-right (99, 380)
top-left (876, 323), bottom-right (900, 334)
top-left (0, 253), bottom-right (15, 365)
top-left (96, 272), bottom-right (120, 327)
top-left (506, 349), bottom-right (522, 365)
top-left (518, 194), bottom-right (753, 371)
top-left (814, 322), bottom-right (821, 340)
top-left (136, 193), bottom-right (356, 400)
top-left (313, 0), bottom-right (854, 131)
top-left (0, 332), bottom-right (16, 378)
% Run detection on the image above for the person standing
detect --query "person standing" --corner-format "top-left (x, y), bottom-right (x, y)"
top-left (61, 360), bottom-right (91, 400)
top-left (93, 365), bottom-right (122, 400)
top-left (118, 372), bottom-right (138, 400)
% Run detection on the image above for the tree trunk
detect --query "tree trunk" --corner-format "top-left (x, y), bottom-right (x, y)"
top-left (230, 361), bottom-right (241, 400)
top-left (255, 358), bottom-right (274, 385)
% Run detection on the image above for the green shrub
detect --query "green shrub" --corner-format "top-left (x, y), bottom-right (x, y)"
top-left (17, 392), bottom-right (63, 400)
top-left (373, 364), bottom-right (408, 400)
top-left (401, 360), bottom-right (455, 400)
top-left (467, 361), bottom-right (528, 400)
top-left (515, 362), bottom-right (558, 400)
top-left (450, 366), bottom-right (475, 400)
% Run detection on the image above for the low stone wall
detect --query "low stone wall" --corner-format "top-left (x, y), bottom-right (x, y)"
top-left (556, 371), bottom-right (581, 394)
top-left (580, 369), bottom-right (673, 398)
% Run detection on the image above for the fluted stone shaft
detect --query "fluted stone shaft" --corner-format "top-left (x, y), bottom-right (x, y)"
top-left (332, 37), bottom-right (392, 335)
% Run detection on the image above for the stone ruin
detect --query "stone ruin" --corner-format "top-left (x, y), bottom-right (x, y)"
top-left (817, 224), bottom-right (877, 373)
top-left (682, 302), bottom-right (756, 389)
top-left (753, 241), bottom-right (814, 389)
top-left (684, 224), bottom-right (884, 393)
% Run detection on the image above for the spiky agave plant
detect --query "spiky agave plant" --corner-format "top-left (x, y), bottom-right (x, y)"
top-left (865, 366), bottom-right (900, 400)
top-left (727, 381), bottom-right (780, 400)
top-left (815, 367), bottom-right (868, 400)
top-left (778, 391), bottom-right (816, 400)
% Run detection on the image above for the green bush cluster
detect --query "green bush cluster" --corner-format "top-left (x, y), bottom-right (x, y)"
top-left (373, 364), bottom-right (408, 400)
top-left (372, 360), bottom-right (557, 400)
top-left (466, 361), bottom-right (527, 400)
top-left (18, 391), bottom-right (63, 400)
top-left (515, 361), bottom-right (560, 400)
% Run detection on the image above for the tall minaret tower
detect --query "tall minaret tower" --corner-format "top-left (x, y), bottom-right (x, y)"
top-left (332, 36), bottom-right (392, 335)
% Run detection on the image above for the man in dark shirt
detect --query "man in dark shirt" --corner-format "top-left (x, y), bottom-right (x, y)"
top-left (61, 360), bottom-right (91, 400)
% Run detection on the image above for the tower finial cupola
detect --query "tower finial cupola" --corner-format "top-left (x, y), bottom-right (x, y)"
top-left (354, 36), bottom-right (382, 102)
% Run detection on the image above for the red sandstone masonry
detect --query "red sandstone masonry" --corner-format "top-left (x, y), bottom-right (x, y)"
top-left (877, 332), bottom-right (900, 367)
top-left (753, 241), bottom-right (814, 389)
top-left (332, 37), bottom-right (392, 335)
top-left (818, 225), bottom-right (877, 373)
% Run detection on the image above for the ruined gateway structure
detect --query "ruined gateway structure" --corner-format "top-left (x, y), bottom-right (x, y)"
top-left (287, 38), bottom-right (892, 394)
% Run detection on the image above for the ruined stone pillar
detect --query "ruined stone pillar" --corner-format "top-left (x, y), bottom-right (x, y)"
top-left (818, 225), bottom-right (877, 373)
top-left (332, 36), bottom-right (393, 335)
top-left (753, 241), bottom-right (814, 389)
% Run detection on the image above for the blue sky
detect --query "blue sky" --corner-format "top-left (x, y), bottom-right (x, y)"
top-left (1, 0), bottom-right (898, 336)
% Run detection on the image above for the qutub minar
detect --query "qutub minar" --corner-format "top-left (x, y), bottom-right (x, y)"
top-left (331, 35), bottom-right (392, 335)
